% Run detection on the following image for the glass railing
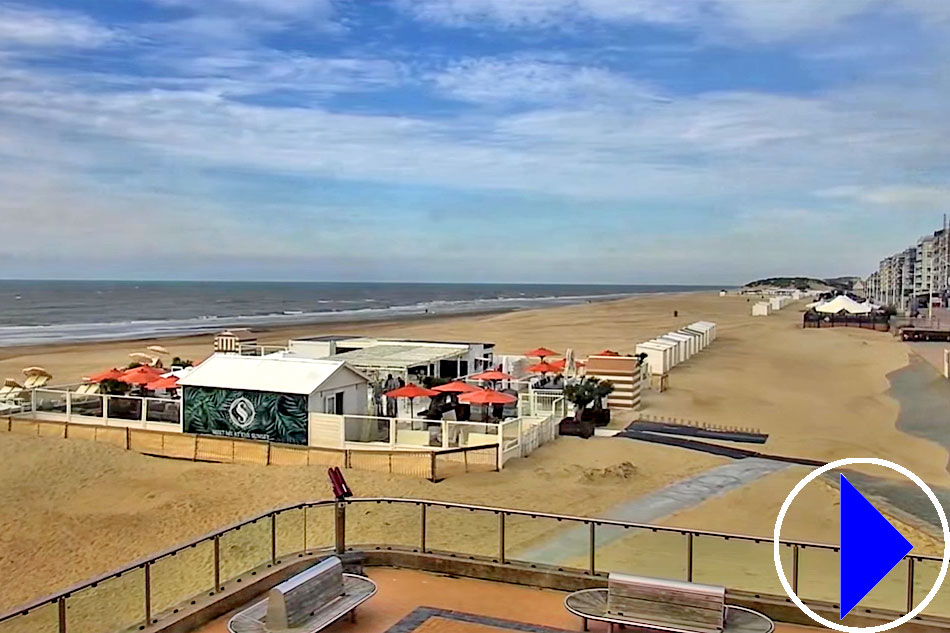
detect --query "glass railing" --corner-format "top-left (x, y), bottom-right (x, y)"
top-left (0, 498), bottom-right (945, 633)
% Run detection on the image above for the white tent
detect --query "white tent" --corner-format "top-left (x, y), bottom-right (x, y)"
top-left (814, 295), bottom-right (875, 315)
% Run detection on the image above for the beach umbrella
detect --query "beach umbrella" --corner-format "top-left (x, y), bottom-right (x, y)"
top-left (146, 375), bottom-right (179, 390)
top-left (129, 352), bottom-right (159, 366)
top-left (564, 348), bottom-right (576, 377)
top-left (22, 366), bottom-right (50, 377)
top-left (596, 350), bottom-right (621, 356)
top-left (525, 347), bottom-right (558, 359)
top-left (432, 380), bottom-right (480, 394)
top-left (147, 345), bottom-right (169, 355)
top-left (459, 389), bottom-right (518, 405)
top-left (459, 388), bottom-right (518, 421)
top-left (384, 383), bottom-right (440, 418)
top-left (120, 365), bottom-right (164, 385)
top-left (471, 370), bottom-right (515, 382)
top-left (527, 361), bottom-right (559, 374)
top-left (85, 368), bottom-right (123, 383)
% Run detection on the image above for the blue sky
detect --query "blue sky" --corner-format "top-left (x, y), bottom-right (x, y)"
top-left (1, 0), bottom-right (949, 283)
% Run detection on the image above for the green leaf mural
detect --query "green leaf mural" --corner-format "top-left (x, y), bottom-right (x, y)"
top-left (183, 386), bottom-right (308, 445)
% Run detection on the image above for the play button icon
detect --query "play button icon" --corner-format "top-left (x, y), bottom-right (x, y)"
top-left (775, 458), bottom-right (950, 633)
top-left (840, 474), bottom-right (913, 619)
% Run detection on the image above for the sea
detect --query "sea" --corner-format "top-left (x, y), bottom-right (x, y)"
top-left (0, 280), bottom-right (719, 347)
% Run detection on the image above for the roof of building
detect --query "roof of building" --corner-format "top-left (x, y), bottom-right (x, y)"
top-left (291, 335), bottom-right (493, 348)
top-left (325, 343), bottom-right (469, 369)
top-left (178, 353), bottom-right (364, 394)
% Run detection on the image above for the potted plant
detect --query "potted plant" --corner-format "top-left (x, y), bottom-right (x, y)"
top-left (560, 377), bottom-right (614, 438)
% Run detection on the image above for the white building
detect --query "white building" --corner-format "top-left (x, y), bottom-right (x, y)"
top-left (179, 353), bottom-right (369, 446)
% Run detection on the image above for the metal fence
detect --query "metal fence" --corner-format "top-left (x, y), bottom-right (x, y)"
top-left (0, 497), bottom-right (946, 633)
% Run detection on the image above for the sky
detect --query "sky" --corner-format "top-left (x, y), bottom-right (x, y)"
top-left (1, 0), bottom-right (949, 284)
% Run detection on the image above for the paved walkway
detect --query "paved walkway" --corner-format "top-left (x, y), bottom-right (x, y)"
top-left (517, 457), bottom-right (789, 565)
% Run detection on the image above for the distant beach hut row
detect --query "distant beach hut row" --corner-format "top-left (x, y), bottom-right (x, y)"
top-left (635, 321), bottom-right (717, 390)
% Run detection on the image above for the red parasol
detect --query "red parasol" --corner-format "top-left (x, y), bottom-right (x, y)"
top-left (384, 384), bottom-right (439, 399)
top-left (596, 350), bottom-right (621, 356)
top-left (458, 389), bottom-right (517, 405)
top-left (384, 383), bottom-right (439, 418)
top-left (525, 347), bottom-right (558, 359)
top-left (471, 370), bottom-right (515, 381)
top-left (119, 365), bottom-right (164, 385)
top-left (146, 375), bottom-right (179, 390)
top-left (432, 380), bottom-right (480, 394)
top-left (550, 359), bottom-right (566, 370)
top-left (85, 368), bottom-right (124, 383)
top-left (527, 361), bottom-right (560, 374)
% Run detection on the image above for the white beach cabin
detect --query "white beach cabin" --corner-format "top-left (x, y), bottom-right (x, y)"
top-left (659, 333), bottom-right (692, 361)
top-left (179, 353), bottom-right (368, 448)
top-left (752, 302), bottom-right (772, 316)
top-left (635, 342), bottom-right (675, 375)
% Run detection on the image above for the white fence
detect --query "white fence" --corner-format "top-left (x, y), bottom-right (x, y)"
top-left (343, 413), bottom-right (559, 469)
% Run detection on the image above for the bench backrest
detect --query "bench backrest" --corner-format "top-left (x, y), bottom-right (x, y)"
top-left (606, 573), bottom-right (725, 633)
top-left (266, 557), bottom-right (344, 629)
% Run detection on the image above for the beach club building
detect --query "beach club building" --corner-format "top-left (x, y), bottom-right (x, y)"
top-left (179, 354), bottom-right (369, 446)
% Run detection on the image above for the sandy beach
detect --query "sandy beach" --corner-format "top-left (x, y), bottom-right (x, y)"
top-left (1, 291), bottom-right (947, 615)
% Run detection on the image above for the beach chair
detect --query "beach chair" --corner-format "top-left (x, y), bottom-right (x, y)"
top-left (23, 374), bottom-right (50, 389)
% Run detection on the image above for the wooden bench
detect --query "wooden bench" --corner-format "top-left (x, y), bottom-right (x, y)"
top-left (564, 573), bottom-right (773, 633)
top-left (228, 557), bottom-right (377, 633)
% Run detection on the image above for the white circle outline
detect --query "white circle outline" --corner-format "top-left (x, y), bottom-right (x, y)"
top-left (773, 457), bottom-right (949, 632)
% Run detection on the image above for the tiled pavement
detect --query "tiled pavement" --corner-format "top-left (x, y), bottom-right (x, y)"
top-left (196, 567), bottom-right (818, 633)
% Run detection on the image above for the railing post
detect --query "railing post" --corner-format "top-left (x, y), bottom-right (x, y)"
top-left (214, 535), bottom-right (221, 591)
top-left (588, 522), bottom-right (596, 575)
top-left (271, 513), bottom-right (277, 564)
top-left (58, 596), bottom-right (66, 633)
top-left (65, 391), bottom-right (71, 421)
top-left (907, 557), bottom-right (915, 613)
top-left (686, 533), bottom-right (694, 582)
top-left (389, 418), bottom-right (396, 447)
top-left (792, 545), bottom-right (799, 593)
top-left (420, 504), bottom-right (427, 553)
top-left (141, 397), bottom-right (147, 425)
top-left (335, 501), bottom-right (346, 555)
top-left (102, 395), bottom-right (109, 422)
top-left (499, 512), bottom-right (506, 564)
top-left (144, 561), bottom-right (152, 626)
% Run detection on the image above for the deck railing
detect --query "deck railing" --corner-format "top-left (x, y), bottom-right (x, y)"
top-left (0, 497), bottom-right (946, 633)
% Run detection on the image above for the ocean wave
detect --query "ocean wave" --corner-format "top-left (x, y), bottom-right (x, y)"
top-left (0, 291), bottom-right (647, 347)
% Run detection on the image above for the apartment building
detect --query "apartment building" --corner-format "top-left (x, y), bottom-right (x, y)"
top-left (866, 221), bottom-right (950, 314)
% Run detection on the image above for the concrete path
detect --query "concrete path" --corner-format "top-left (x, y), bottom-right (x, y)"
top-left (517, 457), bottom-right (789, 565)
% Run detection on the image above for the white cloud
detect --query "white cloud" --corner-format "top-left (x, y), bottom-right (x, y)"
top-left (0, 5), bottom-right (117, 48)
top-left (147, 0), bottom-right (333, 18)
top-left (398, 0), bottom-right (950, 42)
top-left (819, 185), bottom-right (950, 209)
top-left (429, 58), bottom-right (662, 105)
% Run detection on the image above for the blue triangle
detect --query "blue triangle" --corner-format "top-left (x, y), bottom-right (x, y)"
top-left (840, 474), bottom-right (914, 619)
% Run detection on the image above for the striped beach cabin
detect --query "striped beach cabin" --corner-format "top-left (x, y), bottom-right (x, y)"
top-left (584, 355), bottom-right (643, 411)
